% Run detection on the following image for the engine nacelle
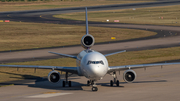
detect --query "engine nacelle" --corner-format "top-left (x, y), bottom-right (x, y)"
top-left (123, 69), bottom-right (136, 82)
top-left (48, 71), bottom-right (61, 83)
top-left (81, 34), bottom-right (95, 49)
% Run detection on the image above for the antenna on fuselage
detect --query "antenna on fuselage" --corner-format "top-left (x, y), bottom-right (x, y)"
top-left (85, 7), bottom-right (89, 35)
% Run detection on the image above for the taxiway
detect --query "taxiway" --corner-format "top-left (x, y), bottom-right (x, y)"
top-left (0, 65), bottom-right (180, 101)
top-left (0, 1), bottom-right (180, 101)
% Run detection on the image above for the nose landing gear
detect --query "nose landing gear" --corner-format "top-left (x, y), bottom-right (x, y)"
top-left (92, 86), bottom-right (98, 91)
top-left (87, 80), bottom-right (98, 91)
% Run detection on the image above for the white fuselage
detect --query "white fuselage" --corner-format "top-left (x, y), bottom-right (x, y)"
top-left (76, 50), bottom-right (109, 81)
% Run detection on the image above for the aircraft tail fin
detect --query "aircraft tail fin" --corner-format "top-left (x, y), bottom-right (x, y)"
top-left (85, 7), bottom-right (89, 35)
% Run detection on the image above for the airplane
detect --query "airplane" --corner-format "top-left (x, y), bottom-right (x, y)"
top-left (0, 8), bottom-right (180, 91)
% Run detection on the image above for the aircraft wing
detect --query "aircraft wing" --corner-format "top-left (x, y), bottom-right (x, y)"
top-left (104, 50), bottom-right (126, 57)
top-left (49, 51), bottom-right (77, 59)
top-left (0, 65), bottom-right (78, 74)
top-left (108, 62), bottom-right (180, 73)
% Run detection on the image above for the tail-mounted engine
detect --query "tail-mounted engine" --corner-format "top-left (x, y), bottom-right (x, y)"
top-left (81, 34), bottom-right (95, 49)
top-left (123, 69), bottom-right (136, 82)
top-left (48, 71), bottom-right (61, 83)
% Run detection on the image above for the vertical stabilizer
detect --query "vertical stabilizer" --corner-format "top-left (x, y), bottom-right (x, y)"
top-left (85, 7), bottom-right (89, 35)
top-left (81, 7), bottom-right (95, 49)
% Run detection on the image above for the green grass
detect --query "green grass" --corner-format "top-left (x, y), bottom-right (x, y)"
top-left (1, 46), bottom-right (180, 82)
top-left (0, 0), bottom-right (151, 12)
top-left (54, 5), bottom-right (180, 26)
top-left (0, 21), bottom-right (156, 51)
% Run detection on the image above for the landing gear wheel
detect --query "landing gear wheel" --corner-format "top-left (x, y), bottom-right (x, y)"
top-left (63, 81), bottom-right (65, 87)
top-left (87, 80), bottom-right (90, 86)
top-left (110, 80), bottom-right (113, 86)
top-left (92, 87), bottom-right (98, 91)
top-left (69, 81), bottom-right (71, 87)
top-left (116, 80), bottom-right (119, 86)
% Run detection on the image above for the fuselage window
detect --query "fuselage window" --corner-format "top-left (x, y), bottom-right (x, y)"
top-left (87, 60), bottom-right (104, 65)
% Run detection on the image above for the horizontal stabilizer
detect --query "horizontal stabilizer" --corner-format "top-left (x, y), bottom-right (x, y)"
top-left (104, 50), bottom-right (126, 57)
top-left (49, 51), bottom-right (77, 59)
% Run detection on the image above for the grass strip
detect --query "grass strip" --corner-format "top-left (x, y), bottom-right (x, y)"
top-left (0, 21), bottom-right (156, 51)
top-left (0, 0), bottom-right (151, 12)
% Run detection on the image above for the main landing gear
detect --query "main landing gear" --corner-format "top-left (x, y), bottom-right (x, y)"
top-left (110, 71), bottom-right (120, 87)
top-left (87, 80), bottom-right (98, 91)
top-left (62, 72), bottom-right (72, 87)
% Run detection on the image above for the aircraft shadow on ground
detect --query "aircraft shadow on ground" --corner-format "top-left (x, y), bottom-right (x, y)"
top-left (0, 71), bottom-right (167, 91)
top-left (0, 71), bottom-right (86, 91)
top-left (99, 80), bottom-right (167, 87)
top-left (0, 71), bottom-right (40, 80)
top-left (132, 80), bottom-right (167, 83)
top-left (28, 78), bottom-right (86, 91)
top-left (100, 83), bottom-right (124, 88)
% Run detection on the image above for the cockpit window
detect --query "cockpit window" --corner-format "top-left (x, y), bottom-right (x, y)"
top-left (87, 60), bottom-right (104, 65)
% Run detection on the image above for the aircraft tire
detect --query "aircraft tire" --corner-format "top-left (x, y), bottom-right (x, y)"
top-left (63, 81), bottom-right (66, 87)
top-left (87, 80), bottom-right (90, 86)
top-left (69, 81), bottom-right (71, 87)
top-left (92, 87), bottom-right (98, 91)
top-left (116, 80), bottom-right (119, 86)
top-left (110, 80), bottom-right (113, 86)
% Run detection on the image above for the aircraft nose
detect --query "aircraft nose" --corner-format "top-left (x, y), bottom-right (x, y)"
top-left (87, 65), bottom-right (106, 78)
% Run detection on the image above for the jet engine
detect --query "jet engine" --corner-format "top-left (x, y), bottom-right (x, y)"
top-left (48, 71), bottom-right (61, 83)
top-left (81, 34), bottom-right (95, 49)
top-left (123, 69), bottom-right (136, 82)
